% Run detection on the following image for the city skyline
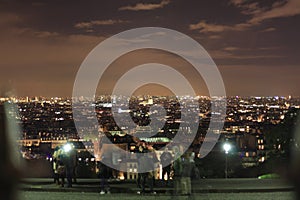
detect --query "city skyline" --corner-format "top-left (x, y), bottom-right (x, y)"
top-left (0, 0), bottom-right (299, 97)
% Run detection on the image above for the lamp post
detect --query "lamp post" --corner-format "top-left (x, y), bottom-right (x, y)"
top-left (223, 143), bottom-right (231, 179)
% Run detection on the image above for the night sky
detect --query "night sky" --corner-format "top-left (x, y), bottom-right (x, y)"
top-left (0, 0), bottom-right (299, 97)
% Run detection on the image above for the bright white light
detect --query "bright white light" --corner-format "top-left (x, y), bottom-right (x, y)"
top-left (63, 143), bottom-right (72, 152)
top-left (119, 175), bottom-right (125, 180)
top-left (223, 143), bottom-right (231, 154)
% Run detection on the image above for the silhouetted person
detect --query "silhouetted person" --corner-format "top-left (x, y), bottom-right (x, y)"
top-left (71, 149), bottom-right (78, 184)
top-left (160, 148), bottom-right (173, 185)
top-left (137, 144), bottom-right (156, 194)
top-left (98, 155), bottom-right (111, 194)
top-left (63, 144), bottom-right (77, 188)
top-left (181, 152), bottom-right (194, 196)
top-left (55, 147), bottom-right (66, 187)
top-left (136, 140), bottom-right (147, 189)
top-left (173, 152), bottom-right (183, 196)
top-left (135, 142), bottom-right (143, 189)
top-left (52, 146), bottom-right (60, 184)
top-left (190, 152), bottom-right (199, 196)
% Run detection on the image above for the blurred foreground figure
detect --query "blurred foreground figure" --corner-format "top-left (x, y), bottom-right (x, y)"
top-left (53, 146), bottom-right (66, 187)
top-left (290, 111), bottom-right (300, 200)
top-left (0, 104), bottom-right (21, 200)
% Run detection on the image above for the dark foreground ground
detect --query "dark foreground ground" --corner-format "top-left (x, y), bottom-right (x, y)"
top-left (18, 178), bottom-right (296, 199)
top-left (20, 191), bottom-right (295, 200)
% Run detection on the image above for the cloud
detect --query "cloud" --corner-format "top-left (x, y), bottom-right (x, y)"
top-left (230, 0), bottom-right (300, 24)
top-left (223, 47), bottom-right (240, 51)
top-left (119, 0), bottom-right (170, 11)
top-left (229, 0), bottom-right (243, 6)
top-left (249, 0), bottom-right (300, 24)
top-left (261, 27), bottom-right (276, 32)
top-left (229, 0), bottom-right (262, 15)
top-left (34, 31), bottom-right (59, 38)
top-left (1, 26), bottom-right (60, 38)
top-left (189, 21), bottom-right (229, 33)
top-left (190, 0), bottom-right (300, 33)
top-left (211, 50), bottom-right (284, 60)
top-left (258, 46), bottom-right (280, 51)
top-left (189, 20), bottom-right (251, 33)
top-left (208, 35), bottom-right (222, 39)
top-left (74, 19), bottom-right (127, 29)
top-left (0, 13), bottom-right (59, 39)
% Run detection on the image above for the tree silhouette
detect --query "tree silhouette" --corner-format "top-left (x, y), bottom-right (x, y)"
top-left (264, 107), bottom-right (300, 173)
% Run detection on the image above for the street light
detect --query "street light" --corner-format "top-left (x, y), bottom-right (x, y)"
top-left (63, 143), bottom-right (73, 153)
top-left (223, 143), bottom-right (231, 179)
